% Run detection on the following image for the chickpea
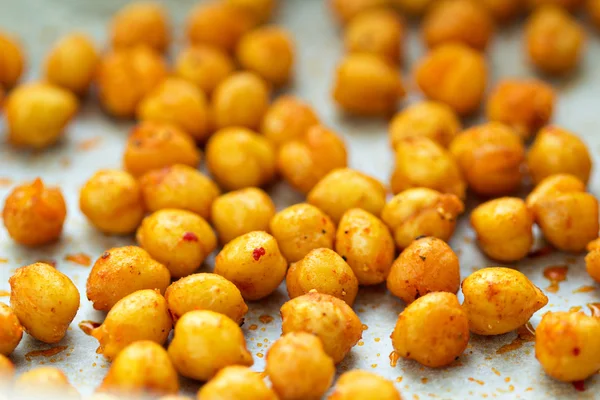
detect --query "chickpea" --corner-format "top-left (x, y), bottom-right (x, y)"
top-left (585, 238), bottom-right (600, 283)
top-left (462, 267), bottom-right (548, 335)
top-left (450, 122), bottom-right (525, 196)
top-left (14, 367), bottom-right (78, 398)
top-left (589, 0), bottom-right (600, 30)
top-left (206, 127), bottom-right (276, 190)
top-left (174, 45), bottom-right (235, 95)
top-left (527, 0), bottom-right (584, 11)
top-left (260, 95), bottom-right (319, 147)
top-left (267, 332), bottom-right (335, 400)
top-left (277, 125), bottom-right (348, 194)
top-left (165, 273), bottom-right (248, 324)
top-left (3, 179), bottom-right (67, 246)
top-left (211, 188), bottom-right (275, 244)
top-left (391, 292), bottom-right (469, 368)
top-left (481, 0), bottom-right (522, 22)
top-left (161, 397), bottom-right (193, 400)
top-left (226, 0), bottom-right (277, 23)
top-left (5, 82), bottom-right (78, 149)
top-left (110, 2), bottom-right (170, 52)
top-left (525, 173), bottom-right (586, 209)
top-left (214, 231), bottom-right (287, 300)
top-left (0, 32), bottom-right (25, 88)
top-left (123, 122), bottom-right (201, 177)
top-left (525, 5), bottom-right (584, 75)
top-left (415, 43), bottom-right (487, 116)
top-left (332, 53), bottom-right (404, 116)
top-left (328, 370), bottom-right (401, 400)
top-left (387, 237), bottom-right (460, 304)
top-left (96, 46), bottom-right (168, 118)
top-left (393, 0), bottom-right (435, 15)
top-left (44, 33), bottom-right (99, 95)
top-left (307, 168), bottom-right (387, 223)
top-left (280, 291), bottom-right (362, 364)
top-left (0, 354), bottom-right (14, 380)
top-left (198, 366), bottom-right (277, 400)
top-left (0, 303), bottom-right (22, 356)
top-left (329, 0), bottom-right (390, 23)
top-left (137, 209), bottom-right (217, 278)
top-left (9, 263), bottom-right (79, 344)
top-left (345, 8), bottom-right (404, 64)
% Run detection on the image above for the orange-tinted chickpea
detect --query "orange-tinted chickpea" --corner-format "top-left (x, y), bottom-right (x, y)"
top-left (328, 370), bottom-right (402, 400)
top-left (197, 366), bottom-right (277, 400)
top-left (110, 2), bottom-right (170, 53)
top-left (393, 0), bottom-right (436, 15)
top-left (261, 95), bottom-right (319, 147)
top-left (588, 0), bottom-right (600, 29)
top-left (345, 8), bottom-right (404, 64)
top-left (0, 354), bottom-right (14, 381)
top-left (329, 0), bottom-right (390, 23)
top-left (527, 0), bottom-right (584, 12)
top-left (226, 0), bottom-right (277, 23)
top-left (0, 32), bottom-right (25, 88)
top-left (0, 303), bottom-right (23, 356)
top-left (481, 0), bottom-right (522, 22)
top-left (174, 45), bottom-right (235, 95)
top-left (525, 173), bottom-right (586, 209)
top-left (585, 238), bottom-right (600, 283)
top-left (13, 367), bottom-right (79, 398)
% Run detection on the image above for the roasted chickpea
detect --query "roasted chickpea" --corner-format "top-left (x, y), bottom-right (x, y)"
top-left (527, 0), bottom-right (584, 12)
top-left (387, 237), bottom-right (460, 304)
top-left (393, 0), bottom-right (436, 15)
top-left (206, 127), bottom-right (276, 190)
top-left (0, 354), bottom-right (14, 380)
top-left (329, 0), bottom-right (390, 23)
top-left (123, 122), bottom-right (201, 177)
top-left (525, 5), bottom-right (584, 75)
top-left (415, 43), bottom-right (487, 116)
top-left (481, 0), bottom-right (522, 22)
top-left (174, 45), bottom-right (235, 95)
top-left (588, 0), bottom-right (600, 29)
top-left (391, 292), bottom-right (469, 368)
top-left (0, 303), bottom-right (22, 356)
top-left (14, 367), bottom-right (78, 398)
top-left (280, 291), bottom-right (362, 364)
top-left (332, 53), bottom-right (404, 116)
top-left (3, 179), bottom-right (67, 246)
top-left (450, 122), bottom-right (525, 196)
top-left (526, 173), bottom-right (584, 205)
top-left (137, 209), bottom-right (217, 278)
top-left (462, 267), bottom-right (548, 335)
top-left (585, 238), bottom-right (600, 283)
top-left (9, 262), bottom-right (79, 344)
top-left (79, 169), bottom-right (144, 235)
top-left (226, 0), bottom-right (277, 23)
top-left (345, 8), bottom-right (404, 64)
top-left (260, 95), bottom-right (319, 147)
top-left (110, 2), bottom-right (170, 52)
top-left (165, 273), bottom-right (248, 324)
top-left (0, 32), bottom-right (25, 87)
top-left (328, 370), bottom-right (401, 400)
top-left (197, 366), bottom-right (277, 400)
top-left (96, 46), bottom-right (168, 118)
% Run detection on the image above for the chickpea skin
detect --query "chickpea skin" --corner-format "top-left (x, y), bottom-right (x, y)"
top-left (14, 367), bottom-right (79, 398)
top-left (260, 95), bottom-right (319, 147)
top-left (174, 45), bottom-right (235, 95)
top-left (110, 2), bottom-right (170, 53)
top-left (585, 238), bottom-right (600, 283)
top-left (481, 0), bottom-right (522, 22)
top-left (197, 366), bottom-right (278, 400)
top-left (328, 371), bottom-right (401, 400)
top-left (345, 8), bottom-right (404, 64)
top-left (0, 303), bottom-right (23, 355)
top-left (0, 32), bottom-right (25, 88)
top-left (329, 0), bottom-right (390, 23)
top-left (226, 0), bottom-right (277, 23)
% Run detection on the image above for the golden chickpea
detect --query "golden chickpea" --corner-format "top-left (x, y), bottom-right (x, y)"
top-left (211, 188), bottom-right (275, 244)
top-left (165, 273), bottom-right (248, 324)
top-left (345, 8), bottom-right (404, 64)
top-left (387, 237), bottom-right (460, 304)
top-left (267, 332), bottom-right (335, 400)
top-left (206, 127), bottom-right (276, 190)
top-left (197, 366), bottom-right (277, 400)
top-left (481, 0), bottom-right (522, 22)
top-left (79, 169), bottom-right (144, 235)
top-left (392, 292), bottom-right (469, 368)
top-left (110, 2), bottom-right (170, 53)
top-left (525, 5), bottom-right (584, 75)
top-left (137, 209), bottom-right (217, 278)
top-left (585, 238), bottom-right (600, 282)
top-left (450, 122), bottom-right (525, 196)
top-left (393, 0), bottom-right (436, 15)
top-left (214, 231), bottom-right (287, 300)
top-left (280, 291), bottom-right (362, 364)
top-left (260, 95), bottom-right (319, 147)
top-left (462, 267), bottom-right (548, 335)
top-left (329, 0), bottom-right (390, 23)
top-left (96, 46), bottom-right (168, 118)
top-left (525, 173), bottom-right (586, 209)
top-left (332, 53), bottom-right (404, 116)
top-left (123, 122), bottom-right (201, 177)
top-left (392, 136), bottom-right (466, 197)
top-left (588, 0), bottom-right (600, 29)
top-left (174, 45), bottom-right (235, 95)
top-left (0, 303), bottom-right (22, 356)
top-left (415, 43), bottom-right (487, 116)
top-left (226, 0), bottom-right (277, 23)
top-left (9, 262), bottom-right (79, 344)
top-left (3, 179), bottom-right (67, 246)
top-left (328, 370), bottom-right (401, 400)
top-left (527, 0), bottom-right (584, 11)
top-left (0, 354), bottom-right (14, 380)
top-left (0, 32), bottom-right (25, 88)
top-left (308, 168), bottom-right (387, 224)
top-left (44, 33), bottom-right (99, 95)
top-left (14, 367), bottom-right (78, 398)
top-left (5, 82), bottom-right (78, 149)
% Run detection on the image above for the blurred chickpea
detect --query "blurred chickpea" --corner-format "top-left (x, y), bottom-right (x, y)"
top-left (462, 267), bottom-right (548, 335)
top-left (123, 122), bottom-right (201, 177)
top-left (387, 237), bottom-right (460, 304)
top-left (415, 43), bottom-right (487, 116)
top-left (0, 303), bottom-right (22, 356)
top-left (329, 0), bottom-right (390, 23)
top-left (392, 292), bottom-right (469, 367)
top-left (14, 367), bottom-right (78, 398)
top-left (198, 366), bottom-right (277, 400)
top-left (525, 5), bottom-right (584, 75)
top-left (165, 273), bottom-right (248, 324)
top-left (393, 0), bottom-right (436, 15)
top-left (0, 354), bottom-right (14, 380)
top-left (481, 0), bottom-right (522, 22)
top-left (137, 209), bottom-right (217, 278)
top-left (328, 370), bottom-right (401, 400)
top-left (9, 262), bottom-right (79, 343)
top-left (226, 0), bottom-right (277, 23)
top-left (450, 122), bottom-right (525, 196)
top-left (260, 95), bottom-right (319, 147)
top-left (486, 79), bottom-right (556, 140)
top-left (527, 0), bottom-right (584, 11)
top-left (585, 238), bottom-right (600, 283)
top-left (168, 310), bottom-right (253, 381)
top-left (0, 32), bottom-right (25, 88)
top-left (174, 45), bottom-right (235, 95)
top-left (5, 82), bottom-right (78, 149)
top-left (3, 179), bottom-right (66, 246)
top-left (278, 125), bottom-right (348, 194)
top-left (332, 53), bottom-right (404, 116)
top-left (206, 127), bottom-right (276, 190)
top-left (110, 2), bottom-right (170, 52)
top-left (588, 0), bottom-right (600, 29)
top-left (345, 8), bottom-right (404, 64)
top-left (45, 33), bottom-right (99, 95)
top-left (96, 46), bottom-right (167, 118)
top-left (525, 173), bottom-right (586, 209)
top-left (382, 188), bottom-right (464, 250)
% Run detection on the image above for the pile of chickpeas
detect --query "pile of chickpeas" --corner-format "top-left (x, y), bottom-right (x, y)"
top-left (2, 0), bottom-right (600, 397)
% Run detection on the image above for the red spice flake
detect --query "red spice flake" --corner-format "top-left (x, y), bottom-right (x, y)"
top-left (572, 381), bottom-right (585, 392)
top-left (64, 253), bottom-right (91, 267)
top-left (573, 347), bottom-right (581, 356)
top-left (468, 378), bottom-right (484, 385)
top-left (182, 232), bottom-right (198, 242)
top-left (528, 245), bottom-right (553, 258)
top-left (0, 290), bottom-right (9, 297)
top-left (25, 346), bottom-right (68, 361)
top-left (252, 247), bottom-right (266, 261)
top-left (259, 314), bottom-right (273, 324)
top-left (0, 178), bottom-right (13, 187)
top-left (77, 137), bottom-right (102, 151)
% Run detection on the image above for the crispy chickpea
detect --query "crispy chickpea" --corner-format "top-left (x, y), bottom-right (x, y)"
top-left (392, 136), bottom-right (466, 198)
top-left (14, 367), bottom-right (78, 398)
top-left (165, 273), bottom-right (248, 324)
top-left (391, 292), bottom-right (469, 368)
top-left (525, 5), bottom-right (584, 75)
top-left (585, 238), bottom-right (600, 282)
top-left (137, 209), bottom-right (217, 278)
top-left (328, 371), bottom-right (401, 400)
top-left (110, 2), bottom-right (170, 52)
top-left (589, 0), bottom-right (600, 29)
top-left (462, 267), bottom-right (548, 335)
top-left (211, 188), bottom-right (275, 244)
top-left (96, 46), bottom-right (168, 118)
top-left (260, 95), bottom-right (319, 147)
top-left (79, 169), bottom-right (144, 235)
top-left (527, 0), bottom-right (584, 11)
top-left (123, 122), bottom-right (201, 177)
top-left (44, 33), bottom-right (99, 95)
top-left (9, 263), bottom-right (79, 343)
top-left (174, 45), bottom-right (235, 95)
top-left (329, 0), bottom-right (390, 23)
top-left (526, 173), bottom-right (586, 208)
top-left (332, 53), bottom-right (404, 116)
top-left (450, 122), bottom-right (525, 196)
top-left (3, 179), bottom-right (67, 246)
top-left (226, 0), bottom-right (277, 23)
top-left (345, 8), bottom-right (404, 64)
top-left (387, 237), bottom-right (460, 304)
top-left (5, 82), bottom-right (78, 149)
top-left (198, 366), bottom-right (277, 400)
top-left (0, 303), bottom-right (22, 356)
top-left (0, 32), bottom-right (25, 88)
top-left (0, 354), bottom-right (14, 380)
top-left (415, 43), bottom-right (487, 116)
top-left (481, 0), bottom-right (522, 22)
